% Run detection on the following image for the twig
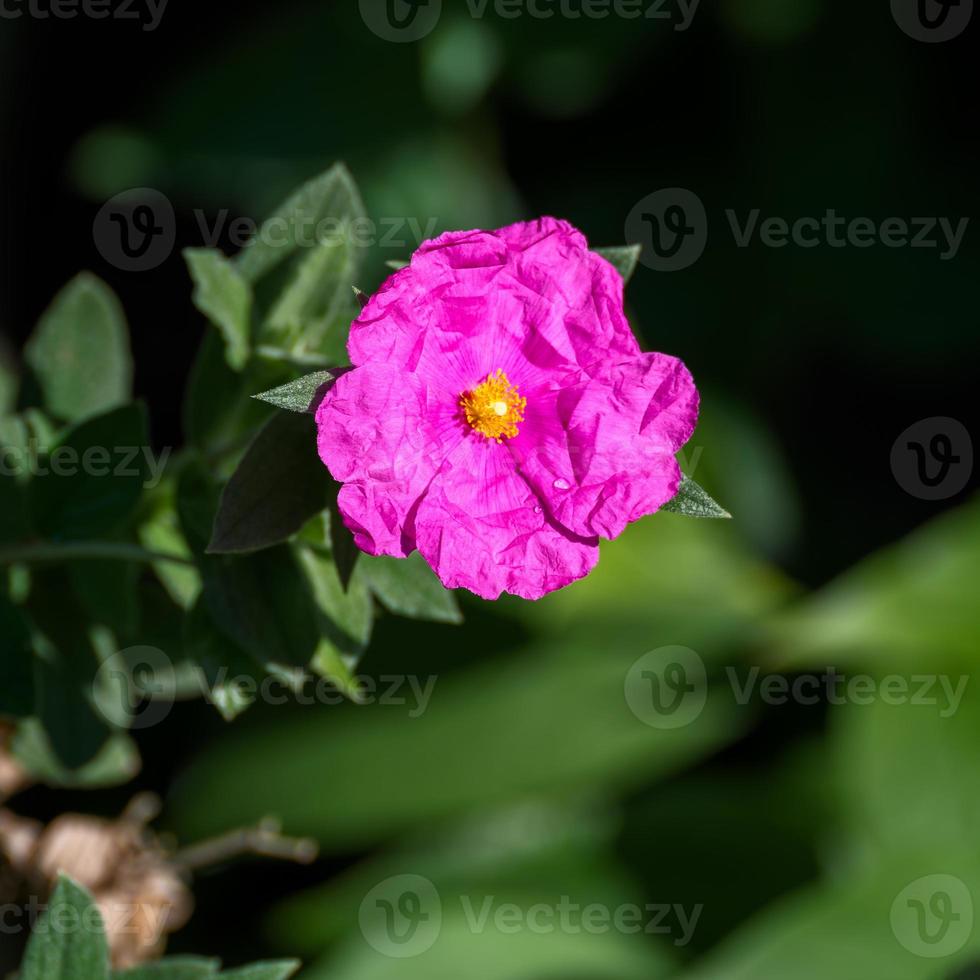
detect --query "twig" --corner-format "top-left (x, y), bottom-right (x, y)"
top-left (172, 818), bottom-right (318, 872)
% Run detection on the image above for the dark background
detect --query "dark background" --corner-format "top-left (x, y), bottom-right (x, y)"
top-left (2, 0), bottom-right (978, 973)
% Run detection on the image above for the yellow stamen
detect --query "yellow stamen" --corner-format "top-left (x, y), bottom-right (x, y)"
top-left (460, 370), bottom-right (526, 443)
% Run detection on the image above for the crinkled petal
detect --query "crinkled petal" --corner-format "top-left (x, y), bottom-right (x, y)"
top-left (414, 436), bottom-right (599, 600)
top-left (347, 219), bottom-right (638, 389)
top-left (510, 352), bottom-right (699, 540)
top-left (315, 363), bottom-right (460, 556)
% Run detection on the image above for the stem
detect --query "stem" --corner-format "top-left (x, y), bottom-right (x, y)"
top-left (0, 541), bottom-right (195, 567)
top-left (173, 818), bottom-right (319, 871)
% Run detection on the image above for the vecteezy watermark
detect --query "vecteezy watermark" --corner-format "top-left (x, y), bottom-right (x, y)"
top-left (0, 0), bottom-right (168, 30)
top-left (358, 875), bottom-right (702, 958)
top-left (625, 649), bottom-right (971, 729)
top-left (358, 0), bottom-right (699, 41)
top-left (0, 441), bottom-right (171, 490)
top-left (891, 418), bottom-right (973, 501)
top-left (891, 0), bottom-right (973, 42)
top-left (626, 188), bottom-right (970, 272)
top-left (457, 895), bottom-right (702, 944)
top-left (194, 212), bottom-right (440, 254)
top-left (726, 667), bottom-right (969, 718)
top-left (891, 875), bottom-right (974, 958)
top-left (93, 645), bottom-right (439, 731)
top-left (625, 189), bottom-right (709, 273)
top-left (359, 875), bottom-right (443, 957)
top-left (94, 189), bottom-right (176, 273)
top-left (205, 669), bottom-right (438, 717)
top-left (93, 186), bottom-right (439, 272)
top-left (624, 646), bottom-right (707, 729)
top-left (1, 895), bottom-right (173, 944)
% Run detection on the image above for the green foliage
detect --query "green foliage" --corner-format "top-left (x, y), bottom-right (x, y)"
top-left (29, 403), bottom-right (149, 540)
top-left (252, 370), bottom-right (336, 414)
top-left (0, 163), bottom-right (728, 798)
top-left (19, 877), bottom-right (300, 980)
top-left (593, 244), bottom-right (642, 284)
top-left (21, 877), bottom-right (109, 980)
top-left (661, 476), bottom-right (731, 519)
top-left (24, 273), bottom-right (132, 423)
top-left (208, 412), bottom-right (331, 554)
top-left (185, 248), bottom-right (253, 370)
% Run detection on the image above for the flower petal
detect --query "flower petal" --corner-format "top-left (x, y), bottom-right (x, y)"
top-left (347, 219), bottom-right (638, 392)
top-left (510, 352), bottom-right (700, 540)
top-left (414, 435), bottom-right (599, 600)
top-left (315, 362), bottom-right (460, 556)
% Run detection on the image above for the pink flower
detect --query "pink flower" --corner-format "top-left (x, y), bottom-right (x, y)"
top-left (316, 218), bottom-right (699, 600)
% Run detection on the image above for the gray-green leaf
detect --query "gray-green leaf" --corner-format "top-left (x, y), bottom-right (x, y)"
top-left (235, 163), bottom-right (365, 284)
top-left (208, 412), bottom-right (331, 554)
top-left (361, 553), bottom-right (463, 625)
top-left (185, 248), bottom-right (252, 370)
top-left (593, 245), bottom-right (642, 285)
top-left (25, 273), bottom-right (133, 423)
top-left (252, 370), bottom-right (336, 414)
top-left (661, 476), bottom-right (731, 519)
top-left (113, 957), bottom-right (221, 980)
top-left (218, 963), bottom-right (301, 980)
top-left (21, 876), bottom-right (110, 980)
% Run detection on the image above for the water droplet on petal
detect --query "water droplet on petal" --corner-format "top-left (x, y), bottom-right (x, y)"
top-left (553, 478), bottom-right (570, 491)
top-left (533, 505), bottom-right (542, 514)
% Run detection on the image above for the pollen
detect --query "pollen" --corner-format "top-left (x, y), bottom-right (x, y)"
top-left (460, 369), bottom-right (526, 442)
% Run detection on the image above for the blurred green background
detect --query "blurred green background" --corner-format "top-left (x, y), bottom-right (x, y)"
top-left (1, 0), bottom-right (979, 977)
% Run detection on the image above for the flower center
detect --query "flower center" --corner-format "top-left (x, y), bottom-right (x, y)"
top-left (460, 369), bottom-right (526, 442)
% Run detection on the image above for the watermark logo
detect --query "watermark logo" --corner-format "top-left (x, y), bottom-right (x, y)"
top-left (0, 0), bottom-right (168, 30)
top-left (626, 189), bottom-right (708, 272)
top-left (891, 0), bottom-right (973, 42)
top-left (625, 646), bottom-right (707, 729)
top-left (891, 875), bottom-right (973, 957)
top-left (359, 875), bottom-right (442, 957)
top-left (93, 189), bottom-right (175, 272)
top-left (359, 0), bottom-right (443, 42)
top-left (627, 189), bottom-right (969, 271)
top-left (891, 418), bottom-right (973, 500)
top-left (93, 646), bottom-right (177, 731)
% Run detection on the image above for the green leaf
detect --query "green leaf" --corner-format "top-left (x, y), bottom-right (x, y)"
top-left (218, 963), bottom-right (300, 980)
top-left (235, 163), bottom-right (365, 284)
top-left (261, 235), bottom-right (359, 356)
top-left (113, 957), bottom-right (221, 980)
top-left (29, 402), bottom-right (149, 540)
top-left (11, 719), bottom-right (139, 788)
top-left (139, 504), bottom-right (202, 610)
top-left (593, 244), bottom-right (642, 284)
top-left (661, 476), bottom-right (731, 519)
top-left (202, 547), bottom-right (321, 676)
top-left (184, 599), bottom-right (258, 722)
top-left (385, 259), bottom-right (409, 271)
top-left (361, 553), bottom-right (462, 625)
top-left (252, 370), bottom-right (336, 414)
top-left (769, 494), bottom-right (980, 670)
top-left (208, 412), bottom-right (331, 554)
top-left (185, 248), bottom-right (253, 370)
top-left (297, 546), bottom-right (373, 695)
top-left (24, 273), bottom-right (132, 423)
top-left (21, 875), bottom-right (110, 980)
top-left (183, 330), bottom-right (247, 451)
top-left (170, 632), bottom-right (743, 849)
top-left (33, 635), bottom-right (114, 770)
